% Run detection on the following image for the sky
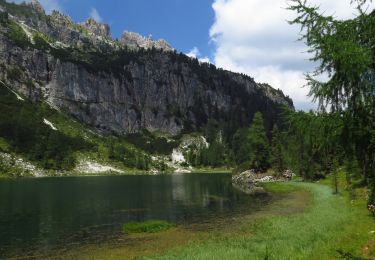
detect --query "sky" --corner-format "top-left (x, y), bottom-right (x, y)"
top-left (8, 0), bottom-right (375, 110)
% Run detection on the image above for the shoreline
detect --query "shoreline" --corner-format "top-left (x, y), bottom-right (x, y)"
top-left (0, 169), bottom-right (233, 179)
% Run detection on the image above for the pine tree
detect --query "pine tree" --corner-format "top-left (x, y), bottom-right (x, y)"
top-left (289, 0), bottom-right (375, 184)
top-left (232, 128), bottom-right (251, 165)
top-left (270, 124), bottom-right (284, 176)
top-left (248, 112), bottom-right (270, 172)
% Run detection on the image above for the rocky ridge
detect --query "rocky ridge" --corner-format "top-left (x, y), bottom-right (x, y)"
top-left (0, 0), bottom-right (293, 135)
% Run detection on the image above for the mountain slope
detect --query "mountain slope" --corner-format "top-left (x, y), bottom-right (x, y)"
top-left (0, 0), bottom-right (292, 136)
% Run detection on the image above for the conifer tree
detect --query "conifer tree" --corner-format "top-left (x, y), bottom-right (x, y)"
top-left (289, 0), bottom-right (375, 185)
top-left (270, 124), bottom-right (284, 176)
top-left (248, 112), bottom-right (270, 172)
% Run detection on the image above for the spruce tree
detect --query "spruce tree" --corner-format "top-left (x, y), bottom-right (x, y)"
top-left (248, 112), bottom-right (270, 172)
top-left (270, 124), bottom-right (284, 176)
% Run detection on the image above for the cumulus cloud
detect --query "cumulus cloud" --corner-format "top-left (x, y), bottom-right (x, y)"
top-left (186, 47), bottom-right (200, 58)
top-left (90, 7), bottom-right (102, 23)
top-left (186, 47), bottom-right (211, 63)
top-left (209, 0), bottom-right (375, 110)
top-left (6, 0), bottom-right (62, 13)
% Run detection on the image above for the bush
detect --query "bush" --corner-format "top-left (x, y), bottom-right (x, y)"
top-left (33, 33), bottom-right (50, 50)
top-left (122, 220), bottom-right (172, 234)
top-left (0, 85), bottom-right (92, 170)
top-left (6, 20), bottom-right (30, 48)
top-left (123, 130), bottom-right (179, 155)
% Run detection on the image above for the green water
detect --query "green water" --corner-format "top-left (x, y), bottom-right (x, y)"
top-left (0, 173), bottom-right (274, 258)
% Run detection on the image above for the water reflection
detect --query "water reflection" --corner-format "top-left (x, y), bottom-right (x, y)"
top-left (0, 174), bottom-right (273, 258)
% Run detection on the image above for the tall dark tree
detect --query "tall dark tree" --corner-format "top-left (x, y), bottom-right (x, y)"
top-left (231, 128), bottom-right (251, 166)
top-left (270, 124), bottom-right (284, 176)
top-left (248, 112), bottom-right (270, 172)
top-left (289, 0), bottom-right (375, 186)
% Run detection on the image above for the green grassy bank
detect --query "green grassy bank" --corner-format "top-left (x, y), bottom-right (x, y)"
top-left (149, 181), bottom-right (374, 259)
top-left (63, 177), bottom-right (375, 260)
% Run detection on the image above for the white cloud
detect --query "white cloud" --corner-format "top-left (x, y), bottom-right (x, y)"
top-left (210, 0), bottom-right (375, 111)
top-left (199, 57), bottom-right (211, 64)
top-left (6, 0), bottom-right (62, 14)
top-left (186, 47), bottom-right (211, 63)
top-left (186, 46), bottom-right (200, 58)
top-left (90, 7), bottom-right (102, 23)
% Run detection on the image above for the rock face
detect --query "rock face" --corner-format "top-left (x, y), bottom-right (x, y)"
top-left (82, 18), bottom-right (111, 39)
top-left (120, 31), bottom-right (174, 51)
top-left (0, 0), bottom-right (293, 135)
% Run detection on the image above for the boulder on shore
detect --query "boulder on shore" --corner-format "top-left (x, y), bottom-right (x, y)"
top-left (232, 169), bottom-right (294, 194)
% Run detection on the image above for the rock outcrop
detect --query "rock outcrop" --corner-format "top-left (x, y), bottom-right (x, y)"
top-left (232, 169), bottom-right (294, 194)
top-left (232, 170), bottom-right (272, 194)
top-left (0, 0), bottom-right (293, 135)
top-left (120, 31), bottom-right (174, 51)
top-left (82, 18), bottom-right (111, 39)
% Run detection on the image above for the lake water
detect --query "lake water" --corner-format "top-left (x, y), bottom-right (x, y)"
top-left (0, 173), bottom-right (275, 258)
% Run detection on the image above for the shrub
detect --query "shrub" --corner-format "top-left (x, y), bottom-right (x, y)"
top-left (0, 85), bottom-right (92, 170)
top-left (6, 20), bottom-right (30, 48)
top-left (33, 33), bottom-right (50, 50)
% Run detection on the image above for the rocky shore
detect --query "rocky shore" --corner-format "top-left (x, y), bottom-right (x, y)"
top-left (232, 169), bottom-right (294, 194)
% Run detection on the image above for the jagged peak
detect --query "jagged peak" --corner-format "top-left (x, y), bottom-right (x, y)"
top-left (82, 17), bottom-right (111, 39)
top-left (50, 10), bottom-right (73, 24)
top-left (27, 0), bottom-right (45, 14)
top-left (120, 31), bottom-right (174, 52)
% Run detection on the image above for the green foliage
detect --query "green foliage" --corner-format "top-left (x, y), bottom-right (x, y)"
top-left (230, 112), bottom-right (271, 172)
top-left (122, 220), bottom-right (172, 234)
top-left (0, 84), bottom-right (92, 170)
top-left (261, 182), bottom-right (300, 193)
top-left (33, 32), bottom-right (50, 50)
top-left (0, 10), bottom-right (8, 25)
top-left (0, 0), bottom-right (43, 20)
top-left (6, 66), bottom-right (23, 81)
top-left (195, 142), bottom-right (227, 167)
top-left (185, 123), bottom-right (230, 168)
top-left (282, 110), bottom-right (344, 180)
top-left (270, 124), bottom-right (285, 175)
top-left (123, 130), bottom-right (179, 156)
top-left (108, 140), bottom-right (151, 170)
top-left (248, 112), bottom-right (270, 172)
top-left (231, 128), bottom-right (251, 165)
top-left (289, 0), bottom-right (375, 185)
top-left (5, 20), bottom-right (30, 48)
top-left (154, 182), bottom-right (375, 259)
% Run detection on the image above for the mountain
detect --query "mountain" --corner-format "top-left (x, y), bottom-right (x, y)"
top-left (0, 0), bottom-right (292, 136)
top-left (0, 0), bottom-right (294, 177)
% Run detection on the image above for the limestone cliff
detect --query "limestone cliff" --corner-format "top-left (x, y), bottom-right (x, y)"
top-left (0, 0), bottom-right (293, 135)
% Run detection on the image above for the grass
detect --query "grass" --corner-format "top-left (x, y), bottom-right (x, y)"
top-left (148, 180), bottom-right (374, 259)
top-left (123, 220), bottom-right (172, 234)
top-left (191, 167), bottom-right (232, 174)
top-left (261, 182), bottom-right (301, 193)
top-left (57, 175), bottom-right (374, 259)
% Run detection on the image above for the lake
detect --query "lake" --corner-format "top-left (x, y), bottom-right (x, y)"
top-left (0, 173), bottom-right (276, 258)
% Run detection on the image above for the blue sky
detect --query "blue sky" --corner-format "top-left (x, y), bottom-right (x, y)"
top-left (10, 0), bottom-right (374, 111)
top-left (61, 0), bottom-right (215, 60)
